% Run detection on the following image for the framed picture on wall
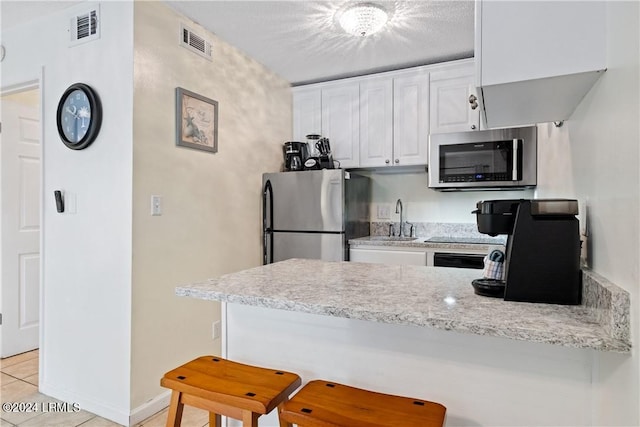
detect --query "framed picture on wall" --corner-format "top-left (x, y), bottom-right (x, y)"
top-left (176, 87), bottom-right (218, 153)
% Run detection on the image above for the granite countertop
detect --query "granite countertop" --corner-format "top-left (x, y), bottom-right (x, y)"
top-left (177, 258), bottom-right (631, 353)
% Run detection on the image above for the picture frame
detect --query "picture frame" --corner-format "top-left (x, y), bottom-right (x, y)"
top-left (176, 87), bottom-right (218, 153)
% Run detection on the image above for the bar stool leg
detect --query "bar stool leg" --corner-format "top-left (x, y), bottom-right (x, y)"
top-left (209, 412), bottom-right (221, 427)
top-left (277, 401), bottom-right (293, 427)
top-left (241, 410), bottom-right (259, 427)
top-left (166, 390), bottom-right (184, 427)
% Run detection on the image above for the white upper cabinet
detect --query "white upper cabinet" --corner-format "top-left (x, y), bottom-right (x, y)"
top-left (393, 70), bottom-right (430, 166)
top-left (359, 69), bottom-right (430, 168)
top-left (292, 63), bottom-right (458, 169)
top-left (429, 60), bottom-right (480, 133)
top-left (359, 76), bottom-right (393, 168)
top-left (321, 83), bottom-right (360, 169)
top-left (475, 0), bottom-right (606, 128)
top-left (292, 88), bottom-right (321, 142)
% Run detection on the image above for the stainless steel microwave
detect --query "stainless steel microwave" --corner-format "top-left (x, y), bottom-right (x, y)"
top-left (428, 126), bottom-right (537, 191)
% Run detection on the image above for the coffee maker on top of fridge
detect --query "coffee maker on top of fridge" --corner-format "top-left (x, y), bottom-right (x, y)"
top-left (281, 135), bottom-right (335, 171)
top-left (282, 141), bottom-right (308, 171)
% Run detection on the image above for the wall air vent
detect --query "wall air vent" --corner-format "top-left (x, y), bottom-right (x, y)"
top-left (69, 6), bottom-right (100, 46)
top-left (180, 24), bottom-right (213, 61)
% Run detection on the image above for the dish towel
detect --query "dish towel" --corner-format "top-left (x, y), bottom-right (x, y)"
top-left (483, 249), bottom-right (505, 280)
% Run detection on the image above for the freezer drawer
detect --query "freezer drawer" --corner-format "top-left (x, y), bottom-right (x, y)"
top-left (272, 232), bottom-right (345, 262)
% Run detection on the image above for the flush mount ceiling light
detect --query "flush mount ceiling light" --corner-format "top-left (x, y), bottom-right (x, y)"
top-left (338, 3), bottom-right (389, 37)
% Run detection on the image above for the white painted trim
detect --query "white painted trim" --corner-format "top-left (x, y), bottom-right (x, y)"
top-left (0, 79), bottom-right (40, 96)
top-left (40, 381), bottom-right (131, 426)
top-left (128, 390), bottom-right (171, 427)
top-left (37, 67), bottom-right (46, 394)
top-left (221, 302), bottom-right (228, 358)
top-left (0, 71), bottom-right (43, 367)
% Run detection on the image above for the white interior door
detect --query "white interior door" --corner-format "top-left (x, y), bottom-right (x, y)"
top-left (1, 89), bottom-right (41, 357)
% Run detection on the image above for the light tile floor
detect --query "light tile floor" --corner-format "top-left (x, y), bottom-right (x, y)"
top-left (1, 350), bottom-right (209, 427)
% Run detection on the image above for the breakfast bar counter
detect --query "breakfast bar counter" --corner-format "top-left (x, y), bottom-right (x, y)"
top-left (177, 258), bottom-right (630, 352)
top-left (176, 259), bottom-right (631, 426)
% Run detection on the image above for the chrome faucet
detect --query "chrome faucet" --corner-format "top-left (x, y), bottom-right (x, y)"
top-left (395, 199), bottom-right (404, 237)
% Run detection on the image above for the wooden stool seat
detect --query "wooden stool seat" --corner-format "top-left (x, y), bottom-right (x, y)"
top-left (161, 356), bottom-right (301, 427)
top-left (279, 380), bottom-right (446, 427)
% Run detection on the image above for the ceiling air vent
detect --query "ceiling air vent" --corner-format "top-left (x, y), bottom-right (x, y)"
top-left (180, 24), bottom-right (213, 61)
top-left (69, 6), bottom-right (100, 46)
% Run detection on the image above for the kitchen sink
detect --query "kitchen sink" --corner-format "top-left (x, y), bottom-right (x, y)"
top-left (368, 236), bottom-right (418, 242)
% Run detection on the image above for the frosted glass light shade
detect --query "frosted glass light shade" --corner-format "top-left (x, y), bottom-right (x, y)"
top-left (339, 3), bottom-right (388, 37)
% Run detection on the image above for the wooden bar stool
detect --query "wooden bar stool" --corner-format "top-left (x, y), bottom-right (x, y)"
top-left (160, 356), bottom-right (301, 427)
top-left (279, 380), bottom-right (446, 427)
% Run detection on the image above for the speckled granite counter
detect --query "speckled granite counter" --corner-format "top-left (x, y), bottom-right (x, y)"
top-left (177, 258), bottom-right (631, 353)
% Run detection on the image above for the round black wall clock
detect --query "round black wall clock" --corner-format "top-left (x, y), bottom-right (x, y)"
top-left (56, 83), bottom-right (102, 150)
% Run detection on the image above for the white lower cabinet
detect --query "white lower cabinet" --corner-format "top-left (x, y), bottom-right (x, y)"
top-left (350, 248), bottom-right (428, 266)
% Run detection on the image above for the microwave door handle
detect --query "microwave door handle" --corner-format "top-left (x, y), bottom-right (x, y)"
top-left (512, 139), bottom-right (518, 181)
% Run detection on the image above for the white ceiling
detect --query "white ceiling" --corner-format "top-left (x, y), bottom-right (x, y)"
top-left (1, 1), bottom-right (475, 86)
top-left (166, 1), bottom-right (475, 85)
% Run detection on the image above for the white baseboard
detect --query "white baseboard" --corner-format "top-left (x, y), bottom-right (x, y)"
top-left (40, 382), bottom-right (170, 427)
top-left (39, 381), bottom-right (131, 426)
top-left (128, 390), bottom-right (170, 426)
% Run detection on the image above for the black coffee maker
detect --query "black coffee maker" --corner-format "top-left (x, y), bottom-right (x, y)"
top-left (282, 142), bottom-right (309, 171)
top-left (473, 199), bottom-right (582, 305)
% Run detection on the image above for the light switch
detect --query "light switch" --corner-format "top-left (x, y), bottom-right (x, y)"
top-left (151, 195), bottom-right (162, 216)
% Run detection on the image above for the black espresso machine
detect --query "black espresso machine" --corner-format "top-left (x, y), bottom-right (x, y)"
top-left (473, 199), bottom-right (582, 305)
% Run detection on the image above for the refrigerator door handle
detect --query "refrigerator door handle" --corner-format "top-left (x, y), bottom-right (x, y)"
top-left (262, 180), bottom-right (274, 265)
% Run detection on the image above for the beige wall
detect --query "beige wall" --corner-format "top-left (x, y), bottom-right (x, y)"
top-left (130, 2), bottom-right (292, 408)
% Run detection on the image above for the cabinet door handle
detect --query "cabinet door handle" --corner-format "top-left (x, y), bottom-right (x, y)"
top-left (385, 159), bottom-right (390, 164)
top-left (471, 125), bottom-right (477, 130)
top-left (469, 94), bottom-right (478, 110)
top-left (394, 159), bottom-right (400, 164)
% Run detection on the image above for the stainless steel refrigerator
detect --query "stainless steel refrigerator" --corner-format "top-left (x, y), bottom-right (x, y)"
top-left (262, 169), bottom-right (370, 264)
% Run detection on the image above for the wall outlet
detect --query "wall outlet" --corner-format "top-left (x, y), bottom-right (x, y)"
top-left (377, 204), bottom-right (391, 220)
top-left (212, 320), bottom-right (221, 340)
top-left (150, 195), bottom-right (162, 216)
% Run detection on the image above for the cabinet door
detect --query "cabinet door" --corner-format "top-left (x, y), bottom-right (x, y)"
top-left (321, 84), bottom-right (360, 168)
top-left (350, 248), bottom-right (427, 266)
top-left (475, 1), bottom-right (606, 128)
top-left (430, 61), bottom-right (480, 133)
top-left (393, 72), bottom-right (429, 166)
top-left (359, 77), bottom-right (393, 168)
top-left (293, 87), bottom-right (321, 143)
top-left (478, 1), bottom-right (606, 86)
